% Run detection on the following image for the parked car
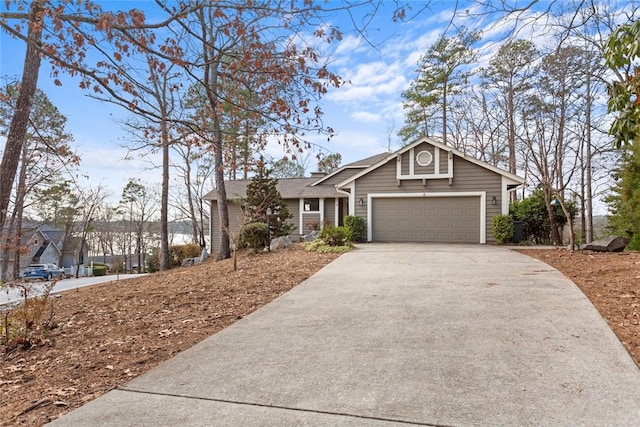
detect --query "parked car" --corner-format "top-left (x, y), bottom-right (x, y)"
top-left (22, 263), bottom-right (65, 281)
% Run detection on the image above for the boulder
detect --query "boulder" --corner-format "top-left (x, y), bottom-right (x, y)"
top-left (200, 247), bottom-right (209, 262)
top-left (181, 257), bottom-right (202, 267)
top-left (270, 236), bottom-right (292, 251)
top-left (583, 236), bottom-right (628, 252)
top-left (181, 258), bottom-right (195, 267)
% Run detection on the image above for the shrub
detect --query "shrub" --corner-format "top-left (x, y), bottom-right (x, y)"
top-left (344, 215), bottom-right (365, 242)
top-left (1, 283), bottom-right (56, 351)
top-left (111, 257), bottom-right (125, 274)
top-left (319, 225), bottom-right (349, 246)
top-left (492, 214), bottom-right (514, 244)
top-left (510, 189), bottom-right (576, 244)
top-left (238, 222), bottom-right (269, 253)
top-left (628, 233), bottom-right (640, 251)
top-left (304, 239), bottom-right (353, 253)
top-left (146, 250), bottom-right (159, 273)
top-left (169, 244), bottom-right (202, 268)
top-left (93, 265), bottom-right (107, 276)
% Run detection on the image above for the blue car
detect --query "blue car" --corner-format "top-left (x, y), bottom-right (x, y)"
top-left (22, 264), bottom-right (65, 281)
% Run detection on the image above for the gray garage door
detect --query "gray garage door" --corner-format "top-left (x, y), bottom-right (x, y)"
top-left (372, 196), bottom-right (480, 243)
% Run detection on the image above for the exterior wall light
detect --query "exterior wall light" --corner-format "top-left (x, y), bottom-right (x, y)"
top-left (491, 196), bottom-right (497, 205)
top-left (359, 198), bottom-right (364, 206)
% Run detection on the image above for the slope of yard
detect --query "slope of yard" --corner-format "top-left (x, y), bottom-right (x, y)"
top-left (1, 245), bottom-right (639, 426)
top-left (516, 248), bottom-right (640, 366)
top-left (0, 245), bottom-right (338, 426)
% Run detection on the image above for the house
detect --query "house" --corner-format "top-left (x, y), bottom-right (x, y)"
top-left (1, 223), bottom-right (90, 274)
top-left (205, 136), bottom-right (525, 251)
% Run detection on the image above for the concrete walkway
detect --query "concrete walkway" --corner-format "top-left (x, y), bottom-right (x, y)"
top-left (49, 244), bottom-right (640, 426)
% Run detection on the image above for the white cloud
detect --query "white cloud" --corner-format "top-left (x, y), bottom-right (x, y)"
top-left (328, 61), bottom-right (408, 105)
top-left (335, 34), bottom-right (364, 55)
top-left (351, 111), bottom-right (381, 123)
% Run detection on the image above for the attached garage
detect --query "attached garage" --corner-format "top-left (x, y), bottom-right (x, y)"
top-left (368, 193), bottom-right (486, 244)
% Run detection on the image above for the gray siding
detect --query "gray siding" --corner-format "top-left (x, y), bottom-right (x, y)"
top-left (324, 198), bottom-right (335, 226)
top-left (210, 199), bottom-right (303, 253)
top-left (285, 199), bottom-right (301, 236)
top-left (400, 152), bottom-right (410, 175)
top-left (315, 169), bottom-right (360, 186)
top-left (354, 155), bottom-right (502, 242)
top-left (302, 213), bottom-right (321, 234)
top-left (439, 147), bottom-right (449, 173)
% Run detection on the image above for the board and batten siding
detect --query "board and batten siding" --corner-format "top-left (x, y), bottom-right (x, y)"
top-left (353, 156), bottom-right (502, 243)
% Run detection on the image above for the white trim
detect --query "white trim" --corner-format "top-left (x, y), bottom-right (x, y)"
top-left (434, 147), bottom-right (440, 174)
top-left (337, 136), bottom-right (525, 189)
top-left (416, 150), bottom-right (433, 167)
top-left (319, 198), bottom-right (325, 227)
top-left (336, 186), bottom-right (351, 216)
top-left (394, 144), bottom-right (452, 181)
top-left (349, 182), bottom-right (356, 215)
top-left (208, 202), bottom-right (214, 250)
top-left (299, 198), bottom-right (304, 234)
top-left (366, 192), bottom-right (486, 244)
top-left (501, 176), bottom-right (509, 215)
top-left (334, 198), bottom-right (339, 226)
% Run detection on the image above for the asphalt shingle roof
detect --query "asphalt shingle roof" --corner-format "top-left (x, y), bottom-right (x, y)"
top-left (205, 152), bottom-right (389, 201)
top-left (342, 152), bottom-right (389, 167)
top-left (205, 178), bottom-right (344, 201)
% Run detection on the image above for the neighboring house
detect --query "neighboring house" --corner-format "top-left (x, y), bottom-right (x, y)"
top-left (11, 223), bottom-right (89, 272)
top-left (205, 136), bottom-right (525, 252)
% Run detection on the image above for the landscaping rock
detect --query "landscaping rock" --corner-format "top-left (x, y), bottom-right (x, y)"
top-left (583, 236), bottom-right (628, 252)
top-left (181, 257), bottom-right (202, 267)
top-left (270, 236), bottom-right (292, 251)
top-left (200, 247), bottom-right (208, 262)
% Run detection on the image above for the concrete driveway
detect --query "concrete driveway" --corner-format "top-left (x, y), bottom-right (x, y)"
top-left (49, 244), bottom-right (640, 426)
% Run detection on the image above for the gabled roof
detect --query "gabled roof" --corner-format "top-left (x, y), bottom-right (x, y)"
top-left (310, 152), bottom-right (389, 186)
top-left (204, 177), bottom-right (346, 201)
top-left (336, 136), bottom-right (525, 189)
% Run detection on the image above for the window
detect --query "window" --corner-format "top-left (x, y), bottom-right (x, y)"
top-left (303, 198), bottom-right (320, 212)
top-left (416, 150), bottom-right (433, 166)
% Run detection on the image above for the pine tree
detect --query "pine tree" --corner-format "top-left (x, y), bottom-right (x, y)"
top-left (243, 167), bottom-right (294, 238)
top-left (606, 143), bottom-right (640, 249)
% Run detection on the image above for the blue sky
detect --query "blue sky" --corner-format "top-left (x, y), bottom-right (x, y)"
top-left (0, 1), bottom-right (607, 202)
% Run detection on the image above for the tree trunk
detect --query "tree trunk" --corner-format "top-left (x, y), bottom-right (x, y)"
top-left (507, 85), bottom-right (517, 202)
top-left (214, 129), bottom-right (231, 260)
top-left (160, 117), bottom-right (170, 270)
top-left (585, 72), bottom-right (594, 243)
top-left (557, 196), bottom-right (575, 251)
top-left (183, 154), bottom-right (200, 244)
top-left (0, 0), bottom-right (42, 229)
top-left (442, 81), bottom-right (448, 145)
top-left (543, 185), bottom-right (562, 245)
top-left (0, 143), bottom-right (29, 281)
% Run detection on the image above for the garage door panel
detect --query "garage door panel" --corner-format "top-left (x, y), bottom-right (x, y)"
top-left (372, 196), bottom-right (480, 243)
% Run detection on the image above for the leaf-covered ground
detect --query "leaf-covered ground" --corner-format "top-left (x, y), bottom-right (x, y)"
top-left (517, 248), bottom-right (640, 366)
top-left (0, 244), bottom-right (338, 426)
top-left (1, 246), bottom-right (639, 426)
